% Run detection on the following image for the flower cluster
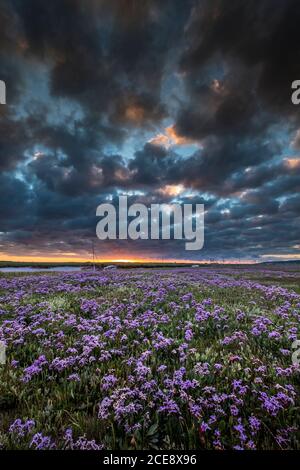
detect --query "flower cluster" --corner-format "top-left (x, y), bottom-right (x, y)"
top-left (0, 267), bottom-right (300, 449)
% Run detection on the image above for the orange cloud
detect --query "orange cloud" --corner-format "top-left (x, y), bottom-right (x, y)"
top-left (149, 125), bottom-right (198, 148)
top-left (158, 184), bottom-right (185, 197)
top-left (148, 133), bottom-right (170, 147)
top-left (165, 125), bottom-right (193, 146)
top-left (284, 158), bottom-right (300, 169)
top-left (125, 105), bottom-right (145, 124)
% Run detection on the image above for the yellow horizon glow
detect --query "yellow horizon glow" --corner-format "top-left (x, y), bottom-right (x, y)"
top-left (0, 253), bottom-right (257, 264)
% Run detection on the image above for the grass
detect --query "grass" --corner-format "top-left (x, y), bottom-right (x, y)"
top-left (0, 267), bottom-right (299, 450)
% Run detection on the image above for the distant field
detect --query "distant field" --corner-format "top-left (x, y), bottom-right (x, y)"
top-left (0, 267), bottom-right (299, 450)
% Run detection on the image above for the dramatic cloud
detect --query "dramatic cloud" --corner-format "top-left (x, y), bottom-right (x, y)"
top-left (0, 0), bottom-right (299, 261)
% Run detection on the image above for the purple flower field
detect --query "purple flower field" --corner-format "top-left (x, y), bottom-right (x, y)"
top-left (0, 267), bottom-right (299, 450)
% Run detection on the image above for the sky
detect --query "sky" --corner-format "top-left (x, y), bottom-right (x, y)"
top-left (0, 0), bottom-right (300, 263)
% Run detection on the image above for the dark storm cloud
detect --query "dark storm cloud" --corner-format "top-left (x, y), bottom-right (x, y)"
top-left (0, 0), bottom-right (300, 261)
top-left (0, 172), bottom-right (34, 231)
top-left (27, 150), bottom-right (130, 196)
top-left (0, 115), bottom-right (30, 171)
top-left (11, 0), bottom-right (190, 122)
top-left (127, 137), bottom-right (278, 196)
top-left (179, 0), bottom-right (300, 121)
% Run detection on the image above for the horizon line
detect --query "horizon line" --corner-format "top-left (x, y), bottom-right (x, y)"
top-left (0, 257), bottom-right (298, 265)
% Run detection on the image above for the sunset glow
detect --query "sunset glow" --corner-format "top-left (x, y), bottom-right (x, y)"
top-left (1, 0), bottom-right (299, 264)
top-left (0, 253), bottom-right (257, 264)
